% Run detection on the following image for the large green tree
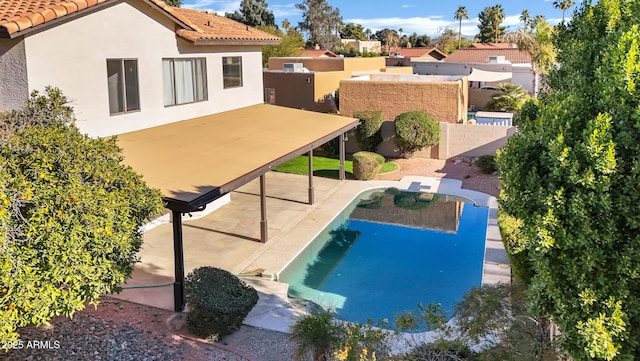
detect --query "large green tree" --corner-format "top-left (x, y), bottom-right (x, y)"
top-left (477, 4), bottom-right (506, 43)
top-left (162, 0), bottom-right (181, 6)
top-left (259, 21), bottom-right (304, 67)
top-left (296, 0), bottom-right (343, 50)
top-left (225, 0), bottom-right (275, 27)
top-left (339, 22), bottom-right (366, 40)
top-left (0, 88), bottom-right (164, 344)
top-left (498, 0), bottom-right (640, 359)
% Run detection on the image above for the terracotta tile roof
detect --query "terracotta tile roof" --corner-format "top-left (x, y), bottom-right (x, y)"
top-left (468, 43), bottom-right (514, 49)
top-left (300, 49), bottom-right (337, 57)
top-left (0, 0), bottom-right (280, 45)
top-left (393, 47), bottom-right (446, 59)
top-left (444, 48), bottom-right (531, 64)
top-left (173, 8), bottom-right (280, 45)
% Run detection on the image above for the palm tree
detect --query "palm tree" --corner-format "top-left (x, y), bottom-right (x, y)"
top-left (520, 9), bottom-right (531, 30)
top-left (553, 0), bottom-right (575, 22)
top-left (454, 6), bottom-right (469, 49)
top-left (491, 4), bottom-right (506, 43)
top-left (486, 83), bottom-right (531, 112)
top-left (289, 309), bottom-right (344, 361)
top-left (503, 19), bottom-right (556, 96)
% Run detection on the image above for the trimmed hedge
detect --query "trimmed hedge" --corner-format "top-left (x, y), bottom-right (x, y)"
top-left (353, 110), bottom-right (383, 152)
top-left (352, 151), bottom-right (385, 180)
top-left (393, 111), bottom-right (440, 158)
top-left (185, 267), bottom-right (258, 340)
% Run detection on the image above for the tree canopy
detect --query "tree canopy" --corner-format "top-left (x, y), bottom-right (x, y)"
top-left (296, 0), bottom-right (342, 50)
top-left (454, 6), bottom-right (469, 49)
top-left (0, 88), bottom-right (164, 344)
top-left (497, 0), bottom-right (640, 359)
top-left (339, 23), bottom-right (366, 41)
top-left (259, 22), bottom-right (304, 67)
top-left (225, 0), bottom-right (275, 28)
top-left (162, 0), bottom-right (181, 7)
top-left (477, 4), bottom-right (506, 43)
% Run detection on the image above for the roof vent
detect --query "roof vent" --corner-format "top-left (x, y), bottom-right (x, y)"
top-left (283, 63), bottom-right (304, 72)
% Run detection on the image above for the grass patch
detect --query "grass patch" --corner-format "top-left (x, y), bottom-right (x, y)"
top-left (274, 155), bottom-right (397, 179)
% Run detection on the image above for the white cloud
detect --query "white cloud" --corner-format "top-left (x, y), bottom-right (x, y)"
top-left (272, 3), bottom-right (301, 19)
top-left (184, 0), bottom-right (240, 15)
top-left (401, 4), bottom-right (415, 8)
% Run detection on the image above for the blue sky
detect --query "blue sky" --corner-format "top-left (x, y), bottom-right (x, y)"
top-left (182, 0), bottom-right (573, 37)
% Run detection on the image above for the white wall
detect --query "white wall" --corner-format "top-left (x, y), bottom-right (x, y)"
top-left (23, 0), bottom-right (265, 137)
top-left (0, 37), bottom-right (29, 111)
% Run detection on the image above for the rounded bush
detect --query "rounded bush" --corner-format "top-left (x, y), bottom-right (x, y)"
top-left (185, 266), bottom-right (258, 340)
top-left (393, 111), bottom-right (440, 158)
top-left (352, 151), bottom-right (385, 180)
top-left (476, 155), bottom-right (497, 174)
top-left (353, 110), bottom-right (383, 152)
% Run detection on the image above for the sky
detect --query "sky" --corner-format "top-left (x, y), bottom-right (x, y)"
top-left (181, 0), bottom-right (573, 38)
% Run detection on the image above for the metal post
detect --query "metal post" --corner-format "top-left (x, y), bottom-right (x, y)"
top-left (260, 174), bottom-right (268, 243)
top-left (308, 149), bottom-right (314, 205)
top-left (339, 133), bottom-right (346, 180)
top-left (172, 209), bottom-right (185, 312)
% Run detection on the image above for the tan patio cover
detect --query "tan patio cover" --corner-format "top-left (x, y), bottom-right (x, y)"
top-left (468, 68), bottom-right (512, 82)
top-left (116, 104), bottom-right (358, 212)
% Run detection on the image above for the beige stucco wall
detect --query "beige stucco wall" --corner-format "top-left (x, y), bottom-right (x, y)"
top-left (468, 88), bottom-right (497, 110)
top-left (436, 122), bottom-right (516, 159)
top-left (268, 57), bottom-right (344, 71)
top-left (22, 0), bottom-right (265, 137)
top-left (0, 37), bottom-right (29, 112)
top-left (346, 121), bottom-right (515, 160)
top-left (340, 78), bottom-right (467, 123)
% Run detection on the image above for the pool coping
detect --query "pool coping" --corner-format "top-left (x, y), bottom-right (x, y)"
top-left (237, 176), bottom-right (510, 333)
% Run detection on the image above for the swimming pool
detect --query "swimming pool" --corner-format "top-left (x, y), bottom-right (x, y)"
top-left (278, 188), bottom-right (489, 328)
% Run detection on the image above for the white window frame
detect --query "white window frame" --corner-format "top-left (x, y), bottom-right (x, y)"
top-left (163, 58), bottom-right (208, 106)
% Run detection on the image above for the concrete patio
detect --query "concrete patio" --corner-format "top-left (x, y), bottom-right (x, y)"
top-left (112, 172), bottom-right (509, 333)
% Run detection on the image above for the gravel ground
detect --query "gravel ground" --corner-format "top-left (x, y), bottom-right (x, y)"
top-left (2, 158), bottom-right (498, 361)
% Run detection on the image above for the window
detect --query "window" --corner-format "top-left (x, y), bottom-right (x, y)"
top-left (223, 56), bottom-right (243, 88)
top-left (107, 59), bottom-right (140, 114)
top-left (163, 58), bottom-right (208, 106)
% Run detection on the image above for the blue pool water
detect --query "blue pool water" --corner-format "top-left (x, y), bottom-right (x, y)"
top-left (278, 188), bottom-right (489, 329)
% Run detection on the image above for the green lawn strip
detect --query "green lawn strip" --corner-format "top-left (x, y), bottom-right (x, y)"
top-left (274, 155), bottom-right (397, 178)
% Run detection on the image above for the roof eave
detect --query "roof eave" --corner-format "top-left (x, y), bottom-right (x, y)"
top-left (192, 38), bottom-right (282, 46)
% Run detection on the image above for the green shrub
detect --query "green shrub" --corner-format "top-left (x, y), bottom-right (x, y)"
top-left (477, 155), bottom-right (497, 174)
top-left (289, 307), bottom-right (345, 361)
top-left (184, 267), bottom-right (258, 340)
top-left (393, 111), bottom-right (440, 158)
top-left (352, 151), bottom-right (385, 180)
top-left (320, 137), bottom-right (339, 156)
top-left (498, 212), bottom-right (533, 284)
top-left (353, 110), bottom-right (383, 152)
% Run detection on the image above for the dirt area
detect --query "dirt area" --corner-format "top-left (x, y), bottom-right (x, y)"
top-left (6, 158), bottom-right (499, 361)
top-left (375, 157), bottom-right (500, 197)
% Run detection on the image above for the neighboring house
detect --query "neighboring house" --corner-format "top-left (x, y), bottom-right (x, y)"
top-left (263, 56), bottom-right (412, 113)
top-left (340, 39), bottom-right (382, 54)
top-left (0, 0), bottom-right (280, 137)
top-left (412, 45), bottom-right (536, 95)
top-left (386, 47), bottom-right (446, 66)
top-left (339, 73), bottom-right (469, 158)
top-left (300, 49), bottom-right (338, 57)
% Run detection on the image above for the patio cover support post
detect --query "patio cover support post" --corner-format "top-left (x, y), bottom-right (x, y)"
top-left (172, 209), bottom-right (185, 312)
top-left (260, 174), bottom-right (268, 243)
top-left (339, 133), bottom-right (346, 180)
top-left (308, 149), bottom-right (314, 205)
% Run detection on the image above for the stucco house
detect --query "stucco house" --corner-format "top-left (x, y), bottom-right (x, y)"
top-left (413, 45), bottom-right (536, 93)
top-left (340, 39), bottom-right (382, 54)
top-left (263, 56), bottom-right (412, 113)
top-left (386, 46), bottom-right (447, 67)
top-left (0, 0), bottom-right (280, 137)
